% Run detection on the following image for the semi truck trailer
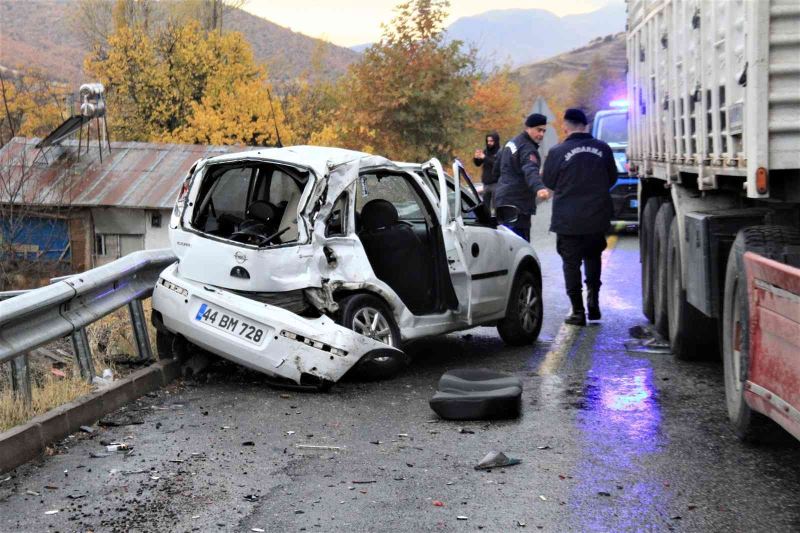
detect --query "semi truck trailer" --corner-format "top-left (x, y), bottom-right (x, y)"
top-left (626, 0), bottom-right (800, 440)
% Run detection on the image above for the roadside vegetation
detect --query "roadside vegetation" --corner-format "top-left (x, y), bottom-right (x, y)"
top-left (0, 300), bottom-right (159, 432)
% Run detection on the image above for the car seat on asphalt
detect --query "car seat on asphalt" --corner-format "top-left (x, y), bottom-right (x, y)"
top-left (358, 199), bottom-right (433, 314)
top-left (429, 368), bottom-right (523, 420)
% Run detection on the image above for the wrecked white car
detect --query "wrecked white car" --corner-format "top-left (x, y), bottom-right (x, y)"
top-left (151, 146), bottom-right (543, 388)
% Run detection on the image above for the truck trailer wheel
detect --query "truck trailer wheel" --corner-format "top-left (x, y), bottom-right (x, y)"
top-left (640, 196), bottom-right (666, 322)
top-left (722, 226), bottom-right (800, 439)
top-left (653, 202), bottom-right (675, 336)
top-left (667, 217), bottom-right (716, 360)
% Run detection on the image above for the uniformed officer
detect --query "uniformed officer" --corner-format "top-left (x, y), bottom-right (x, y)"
top-left (494, 113), bottom-right (551, 242)
top-left (542, 108), bottom-right (618, 326)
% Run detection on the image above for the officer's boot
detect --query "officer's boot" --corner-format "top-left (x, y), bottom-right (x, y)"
top-left (587, 286), bottom-right (601, 321)
top-left (564, 293), bottom-right (586, 326)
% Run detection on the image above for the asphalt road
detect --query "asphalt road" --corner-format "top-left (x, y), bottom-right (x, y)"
top-left (2, 205), bottom-right (800, 532)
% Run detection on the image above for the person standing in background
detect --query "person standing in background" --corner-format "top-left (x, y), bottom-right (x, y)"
top-left (542, 108), bottom-right (618, 326)
top-left (473, 132), bottom-right (500, 212)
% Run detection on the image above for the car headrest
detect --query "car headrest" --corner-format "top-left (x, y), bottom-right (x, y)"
top-left (360, 199), bottom-right (398, 231)
top-left (246, 201), bottom-right (275, 224)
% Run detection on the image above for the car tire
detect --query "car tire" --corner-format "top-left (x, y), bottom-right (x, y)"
top-left (155, 330), bottom-right (188, 361)
top-left (722, 226), bottom-right (800, 439)
top-left (640, 196), bottom-right (666, 322)
top-left (497, 270), bottom-right (543, 346)
top-left (653, 202), bottom-right (675, 336)
top-left (338, 294), bottom-right (406, 381)
top-left (666, 216), bottom-right (716, 360)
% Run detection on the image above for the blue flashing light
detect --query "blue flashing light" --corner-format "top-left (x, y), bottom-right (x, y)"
top-left (609, 99), bottom-right (629, 108)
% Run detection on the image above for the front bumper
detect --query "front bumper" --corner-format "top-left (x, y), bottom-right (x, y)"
top-left (152, 263), bottom-right (403, 385)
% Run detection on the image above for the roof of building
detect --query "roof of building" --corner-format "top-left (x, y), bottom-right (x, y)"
top-left (0, 137), bottom-right (250, 209)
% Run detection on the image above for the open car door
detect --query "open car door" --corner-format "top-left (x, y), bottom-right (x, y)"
top-left (423, 158), bottom-right (473, 321)
top-left (451, 161), bottom-right (512, 320)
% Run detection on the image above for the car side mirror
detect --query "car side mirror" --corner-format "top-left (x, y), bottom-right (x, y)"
top-left (495, 205), bottom-right (519, 225)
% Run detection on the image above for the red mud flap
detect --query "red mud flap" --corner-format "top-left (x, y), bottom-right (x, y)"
top-left (744, 252), bottom-right (800, 440)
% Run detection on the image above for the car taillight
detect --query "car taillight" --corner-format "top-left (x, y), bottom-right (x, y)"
top-left (173, 179), bottom-right (191, 219)
top-left (178, 179), bottom-right (190, 202)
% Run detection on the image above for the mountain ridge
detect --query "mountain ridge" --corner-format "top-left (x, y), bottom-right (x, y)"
top-left (0, 0), bottom-right (359, 85)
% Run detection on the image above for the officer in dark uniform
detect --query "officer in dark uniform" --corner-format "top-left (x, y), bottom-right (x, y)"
top-left (494, 113), bottom-right (551, 241)
top-left (542, 108), bottom-right (618, 326)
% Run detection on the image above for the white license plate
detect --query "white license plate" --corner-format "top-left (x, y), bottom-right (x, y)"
top-left (195, 303), bottom-right (266, 345)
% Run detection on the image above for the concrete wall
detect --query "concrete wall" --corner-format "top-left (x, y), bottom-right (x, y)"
top-left (90, 208), bottom-right (172, 266)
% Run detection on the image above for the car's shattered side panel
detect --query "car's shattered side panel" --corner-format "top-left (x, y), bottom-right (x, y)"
top-left (154, 264), bottom-right (404, 384)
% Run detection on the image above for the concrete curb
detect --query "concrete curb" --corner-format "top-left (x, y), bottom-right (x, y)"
top-left (0, 356), bottom-right (199, 474)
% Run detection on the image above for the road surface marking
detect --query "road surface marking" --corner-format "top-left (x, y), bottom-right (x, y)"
top-left (538, 234), bottom-right (619, 375)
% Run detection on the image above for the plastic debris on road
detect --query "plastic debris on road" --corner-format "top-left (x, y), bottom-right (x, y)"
top-left (474, 451), bottom-right (522, 470)
top-left (295, 444), bottom-right (343, 451)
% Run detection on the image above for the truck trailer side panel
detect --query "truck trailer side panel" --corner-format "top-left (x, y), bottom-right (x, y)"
top-left (627, 0), bottom-right (800, 194)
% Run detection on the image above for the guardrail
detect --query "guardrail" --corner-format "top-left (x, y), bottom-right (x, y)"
top-left (0, 249), bottom-right (177, 407)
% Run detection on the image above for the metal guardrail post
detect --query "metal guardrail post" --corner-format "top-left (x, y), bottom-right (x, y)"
top-left (10, 354), bottom-right (32, 407)
top-left (71, 328), bottom-right (95, 382)
top-left (128, 299), bottom-right (153, 362)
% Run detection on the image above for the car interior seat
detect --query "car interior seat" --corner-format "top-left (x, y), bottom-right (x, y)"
top-left (239, 200), bottom-right (275, 233)
top-left (358, 199), bottom-right (433, 314)
top-left (277, 187), bottom-right (302, 242)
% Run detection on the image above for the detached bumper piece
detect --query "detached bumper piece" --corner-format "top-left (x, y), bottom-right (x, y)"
top-left (429, 368), bottom-right (522, 420)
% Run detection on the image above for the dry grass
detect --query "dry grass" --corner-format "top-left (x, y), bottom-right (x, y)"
top-left (0, 299), bottom-right (159, 433)
top-left (0, 372), bottom-right (92, 431)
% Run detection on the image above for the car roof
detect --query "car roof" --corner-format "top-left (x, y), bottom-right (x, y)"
top-left (204, 145), bottom-right (386, 177)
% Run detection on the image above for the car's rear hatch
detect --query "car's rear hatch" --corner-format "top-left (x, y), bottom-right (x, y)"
top-left (171, 156), bottom-right (321, 293)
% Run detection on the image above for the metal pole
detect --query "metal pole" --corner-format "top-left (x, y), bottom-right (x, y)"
top-left (10, 354), bottom-right (32, 408)
top-left (96, 118), bottom-right (103, 163)
top-left (128, 299), bottom-right (153, 362)
top-left (71, 328), bottom-right (95, 382)
top-left (103, 115), bottom-right (111, 153)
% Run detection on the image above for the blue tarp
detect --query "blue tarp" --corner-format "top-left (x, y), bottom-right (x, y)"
top-left (0, 216), bottom-right (70, 261)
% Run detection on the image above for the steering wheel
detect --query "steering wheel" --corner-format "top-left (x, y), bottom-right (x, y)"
top-left (229, 226), bottom-right (270, 246)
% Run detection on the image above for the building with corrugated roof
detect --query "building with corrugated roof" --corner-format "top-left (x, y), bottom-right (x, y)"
top-left (0, 137), bottom-right (248, 271)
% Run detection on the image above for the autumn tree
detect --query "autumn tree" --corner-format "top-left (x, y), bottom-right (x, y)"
top-left (73, 0), bottom-right (244, 50)
top-left (85, 19), bottom-right (287, 146)
top-left (462, 70), bottom-right (523, 175)
top-left (344, 0), bottom-right (477, 162)
top-left (0, 70), bottom-right (67, 147)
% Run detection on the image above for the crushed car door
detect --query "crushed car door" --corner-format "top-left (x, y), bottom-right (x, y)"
top-left (451, 161), bottom-right (511, 320)
top-left (425, 158), bottom-right (472, 321)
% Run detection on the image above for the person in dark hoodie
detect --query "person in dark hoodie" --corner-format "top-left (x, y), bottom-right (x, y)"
top-left (494, 113), bottom-right (551, 242)
top-left (542, 108), bottom-right (618, 326)
top-left (473, 132), bottom-right (500, 211)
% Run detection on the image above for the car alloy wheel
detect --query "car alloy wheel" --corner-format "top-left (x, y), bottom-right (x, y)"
top-left (518, 282), bottom-right (540, 333)
top-left (351, 306), bottom-right (394, 346)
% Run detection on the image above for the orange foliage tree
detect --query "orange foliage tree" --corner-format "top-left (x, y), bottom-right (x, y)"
top-left (462, 70), bottom-right (523, 179)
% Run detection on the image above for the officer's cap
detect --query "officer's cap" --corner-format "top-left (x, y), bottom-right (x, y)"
top-left (525, 113), bottom-right (547, 128)
top-left (564, 108), bottom-right (588, 125)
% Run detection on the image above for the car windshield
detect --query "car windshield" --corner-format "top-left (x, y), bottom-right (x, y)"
top-left (190, 162), bottom-right (308, 245)
top-left (595, 113), bottom-right (628, 145)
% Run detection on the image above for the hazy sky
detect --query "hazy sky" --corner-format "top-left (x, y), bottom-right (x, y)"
top-left (242, 0), bottom-right (615, 47)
